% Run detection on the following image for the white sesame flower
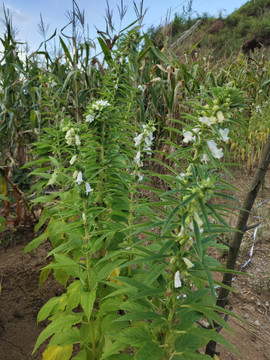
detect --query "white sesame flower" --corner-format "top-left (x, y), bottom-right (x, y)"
top-left (66, 136), bottom-right (72, 145)
top-left (134, 133), bottom-right (143, 147)
top-left (75, 135), bottom-right (81, 146)
top-left (207, 140), bottom-right (224, 159)
top-left (143, 136), bottom-right (153, 153)
top-left (65, 129), bottom-right (73, 145)
top-left (219, 128), bottom-right (230, 142)
top-left (73, 170), bottom-right (78, 179)
top-left (194, 212), bottom-right (203, 227)
top-left (216, 111), bottom-right (225, 123)
top-left (174, 271), bottom-right (182, 288)
top-left (85, 114), bottom-right (95, 123)
top-left (82, 213), bottom-right (86, 221)
top-left (95, 99), bottom-right (110, 108)
top-left (190, 212), bottom-right (204, 234)
top-left (183, 257), bottom-right (194, 269)
top-left (138, 172), bottom-right (143, 181)
top-left (178, 226), bottom-right (185, 237)
top-left (85, 182), bottom-right (93, 195)
top-left (138, 85), bottom-right (144, 92)
top-left (193, 127), bottom-right (201, 134)
top-left (177, 173), bottom-right (186, 180)
top-left (70, 155), bottom-right (77, 165)
top-left (134, 151), bottom-right (143, 166)
top-left (202, 154), bottom-right (209, 163)
top-left (75, 171), bottom-right (83, 185)
top-left (199, 116), bottom-right (214, 126)
top-left (183, 131), bottom-right (195, 143)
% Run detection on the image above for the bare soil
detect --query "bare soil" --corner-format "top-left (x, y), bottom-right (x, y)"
top-left (0, 168), bottom-right (270, 359)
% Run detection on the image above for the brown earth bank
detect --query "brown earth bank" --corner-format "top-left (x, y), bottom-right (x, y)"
top-left (0, 168), bottom-right (270, 359)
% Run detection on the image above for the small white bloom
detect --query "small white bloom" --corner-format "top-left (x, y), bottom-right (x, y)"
top-left (95, 99), bottom-right (110, 107)
top-left (219, 128), bottom-right (230, 142)
top-left (143, 136), bottom-right (153, 153)
top-left (202, 154), bottom-right (209, 163)
top-left (70, 155), bottom-right (77, 165)
top-left (114, 84), bottom-right (118, 89)
top-left (193, 127), bottom-right (201, 134)
top-left (178, 226), bottom-right (185, 237)
top-left (207, 140), bottom-right (224, 159)
top-left (183, 257), bottom-right (194, 269)
top-left (177, 173), bottom-right (186, 180)
top-left (194, 212), bottom-right (203, 227)
top-left (75, 134), bottom-right (81, 146)
top-left (134, 133), bottom-right (143, 147)
top-left (190, 213), bottom-right (203, 234)
top-left (199, 116), bottom-right (214, 126)
top-left (174, 271), bottom-right (182, 288)
top-left (145, 136), bottom-right (153, 148)
top-left (138, 172), bottom-right (143, 181)
top-left (134, 151), bottom-right (143, 166)
top-left (216, 111), bottom-right (225, 123)
top-left (75, 171), bottom-right (83, 185)
top-left (82, 213), bottom-right (86, 221)
top-left (183, 131), bottom-right (195, 143)
top-left (256, 105), bottom-right (261, 113)
top-left (148, 131), bottom-right (154, 141)
top-left (73, 170), bottom-right (78, 179)
top-left (190, 221), bottom-right (204, 234)
top-left (138, 85), bottom-right (144, 92)
top-left (66, 136), bottom-right (73, 145)
top-left (85, 182), bottom-right (93, 195)
top-left (85, 114), bottom-right (95, 123)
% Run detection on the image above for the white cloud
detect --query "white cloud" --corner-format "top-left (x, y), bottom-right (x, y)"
top-left (0, 3), bottom-right (36, 47)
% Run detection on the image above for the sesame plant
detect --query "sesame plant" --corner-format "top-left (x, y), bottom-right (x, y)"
top-left (23, 21), bottom-right (246, 359)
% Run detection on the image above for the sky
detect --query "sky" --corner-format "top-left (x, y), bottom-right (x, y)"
top-left (0, 0), bottom-right (248, 53)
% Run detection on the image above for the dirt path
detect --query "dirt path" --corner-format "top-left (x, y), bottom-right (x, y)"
top-left (0, 240), bottom-right (63, 360)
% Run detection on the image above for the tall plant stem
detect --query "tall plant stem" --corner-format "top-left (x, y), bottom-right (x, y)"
top-left (83, 199), bottom-right (96, 359)
top-left (164, 295), bottom-right (176, 359)
top-left (83, 200), bottom-right (92, 290)
top-left (217, 133), bottom-right (270, 308)
top-left (56, 131), bottom-right (65, 191)
top-left (205, 134), bottom-right (270, 358)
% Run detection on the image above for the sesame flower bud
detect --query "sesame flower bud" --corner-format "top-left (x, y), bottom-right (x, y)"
top-left (174, 271), bottom-right (182, 288)
top-left (75, 134), bottom-right (81, 146)
top-left (70, 155), bottom-right (77, 165)
top-left (216, 111), bottom-right (225, 123)
top-left (202, 154), bottom-right (209, 163)
top-left (183, 257), bottom-right (194, 269)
